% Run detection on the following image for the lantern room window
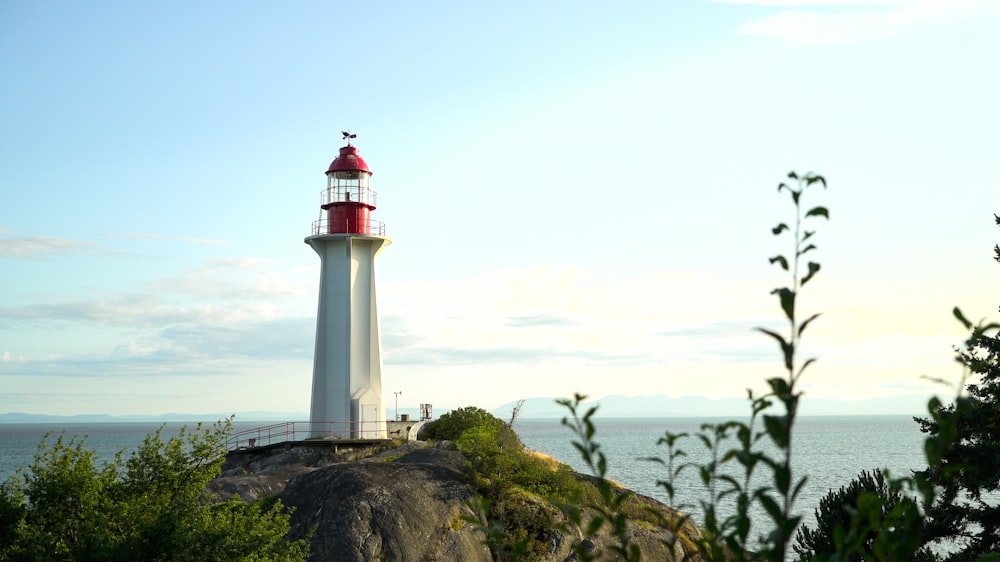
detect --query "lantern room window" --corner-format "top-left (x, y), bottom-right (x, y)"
top-left (327, 170), bottom-right (368, 189)
top-left (324, 170), bottom-right (373, 205)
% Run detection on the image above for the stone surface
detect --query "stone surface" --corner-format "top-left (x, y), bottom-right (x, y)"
top-left (210, 440), bottom-right (703, 562)
top-left (282, 448), bottom-right (488, 562)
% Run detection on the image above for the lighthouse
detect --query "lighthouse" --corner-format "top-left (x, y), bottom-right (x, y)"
top-left (306, 133), bottom-right (390, 439)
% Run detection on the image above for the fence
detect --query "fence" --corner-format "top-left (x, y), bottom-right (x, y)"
top-left (310, 217), bottom-right (386, 236)
top-left (226, 420), bottom-right (387, 450)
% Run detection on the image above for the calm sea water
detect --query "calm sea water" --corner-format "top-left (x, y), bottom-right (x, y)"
top-left (514, 415), bottom-right (926, 524)
top-left (0, 416), bottom-right (927, 529)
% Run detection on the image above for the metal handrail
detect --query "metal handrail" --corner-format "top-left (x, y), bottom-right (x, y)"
top-left (310, 217), bottom-right (386, 236)
top-left (226, 420), bottom-right (388, 450)
top-left (321, 187), bottom-right (378, 207)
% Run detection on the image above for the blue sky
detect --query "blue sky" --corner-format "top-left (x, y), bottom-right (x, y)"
top-left (2, 0), bottom-right (998, 417)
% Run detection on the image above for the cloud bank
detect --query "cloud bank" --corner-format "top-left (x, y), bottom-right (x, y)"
top-left (0, 235), bottom-right (100, 258)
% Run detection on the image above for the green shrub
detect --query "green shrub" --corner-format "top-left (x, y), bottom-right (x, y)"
top-left (0, 420), bottom-right (308, 562)
top-left (793, 469), bottom-right (922, 562)
top-left (423, 406), bottom-right (506, 441)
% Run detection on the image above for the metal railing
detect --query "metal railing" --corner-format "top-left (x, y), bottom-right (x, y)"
top-left (310, 217), bottom-right (386, 236)
top-left (321, 186), bottom-right (377, 207)
top-left (226, 420), bottom-right (388, 450)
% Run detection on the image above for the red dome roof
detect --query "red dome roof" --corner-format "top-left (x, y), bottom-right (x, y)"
top-left (326, 145), bottom-right (372, 175)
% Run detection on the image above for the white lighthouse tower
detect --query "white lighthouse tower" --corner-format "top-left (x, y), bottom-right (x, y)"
top-left (306, 133), bottom-right (389, 439)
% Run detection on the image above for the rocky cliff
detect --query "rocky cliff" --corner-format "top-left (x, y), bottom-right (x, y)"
top-left (210, 440), bottom-right (703, 562)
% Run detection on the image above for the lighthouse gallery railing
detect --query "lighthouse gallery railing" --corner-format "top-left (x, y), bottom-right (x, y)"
top-left (310, 217), bottom-right (386, 236)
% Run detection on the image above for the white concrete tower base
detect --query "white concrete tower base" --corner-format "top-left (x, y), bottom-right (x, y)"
top-left (306, 233), bottom-right (391, 439)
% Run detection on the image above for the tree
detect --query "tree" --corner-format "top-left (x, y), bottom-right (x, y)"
top-left (430, 404), bottom-right (530, 497)
top-left (915, 214), bottom-right (1000, 561)
top-left (422, 406), bottom-right (506, 441)
top-left (793, 469), bottom-right (921, 562)
top-left (0, 420), bottom-right (308, 562)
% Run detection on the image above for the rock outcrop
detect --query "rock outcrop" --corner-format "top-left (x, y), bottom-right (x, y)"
top-left (211, 441), bottom-right (702, 562)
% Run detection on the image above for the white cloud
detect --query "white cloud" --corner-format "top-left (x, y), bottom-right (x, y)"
top-left (0, 248), bottom-right (319, 381)
top-left (148, 261), bottom-right (315, 302)
top-left (2, 351), bottom-right (9, 362)
top-left (103, 232), bottom-right (228, 247)
top-left (202, 257), bottom-right (275, 269)
top-left (380, 265), bottom-right (777, 371)
top-left (1, 285), bottom-right (308, 336)
top-left (0, 235), bottom-right (100, 258)
top-left (715, 0), bottom-right (1000, 45)
top-left (111, 341), bottom-right (159, 357)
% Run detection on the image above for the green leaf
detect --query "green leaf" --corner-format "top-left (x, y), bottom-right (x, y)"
top-left (752, 396), bottom-right (773, 416)
top-left (796, 357), bottom-right (817, 379)
top-left (769, 255), bottom-right (789, 270)
top-left (792, 475), bottom-right (808, 501)
top-left (801, 261), bottom-right (821, 285)
top-left (773, 462), bottom-right (791, 493)
top-left (953, 307), bottom-right (973, 330)
top-left (927, 396), bottom-right (943, 413)
top-left (805, 174), bottom-right (827, 188)
top-left (772, 287), bottom-right (796, 323)
top-left (787, 171), bottom-right (799, 180)
top-left (805, 206), bottom-right (829, 219)
top-left (797, 313), bottom-right (821, 337)
top-left (925, 437), bottom-right (941, 467)
top-left (696, 433), bottom-right (713, 450)
top-left (764, 415), bottom-right (789, 448)
top-left (768, 377), bottom-right (790, 395)
top-left (757, 328), bottom-right (788, 350)
top-left (758, 493), bottom-right (783, 522)
top-left (782, 515), bottom-right (803, 541)
top-left (772, 223), bottom-right (790, 235)
top-left (797, 243), bottom-right (817, 257)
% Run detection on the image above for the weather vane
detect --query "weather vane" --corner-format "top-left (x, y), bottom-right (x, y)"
top-left (342, 130), bottom-right (357, 146)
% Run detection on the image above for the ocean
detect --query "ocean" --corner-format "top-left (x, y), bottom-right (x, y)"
top-left (515, 415), bottom-right (927, 523)
top-left (0, 415), bottom-right (927, 530)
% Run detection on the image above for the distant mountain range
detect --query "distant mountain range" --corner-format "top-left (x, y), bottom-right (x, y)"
top-left (0, 393), bottom-right (936, 423)
top-left (489, 393), bottom-right (935, 419)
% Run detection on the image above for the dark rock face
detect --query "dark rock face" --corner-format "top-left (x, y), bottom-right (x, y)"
top-left (210, 443), bottom-right (360, 503)
top-left (281, 449), bottom-right (489, 561)
top-left (211, 441), bottom-right (701, 562)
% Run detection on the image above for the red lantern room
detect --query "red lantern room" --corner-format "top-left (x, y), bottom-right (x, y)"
top-left (313, 134), bottom-right (385, 236)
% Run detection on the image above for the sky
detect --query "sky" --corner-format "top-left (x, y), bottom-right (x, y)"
top-left (2, 0), bottom-right (999, 418)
